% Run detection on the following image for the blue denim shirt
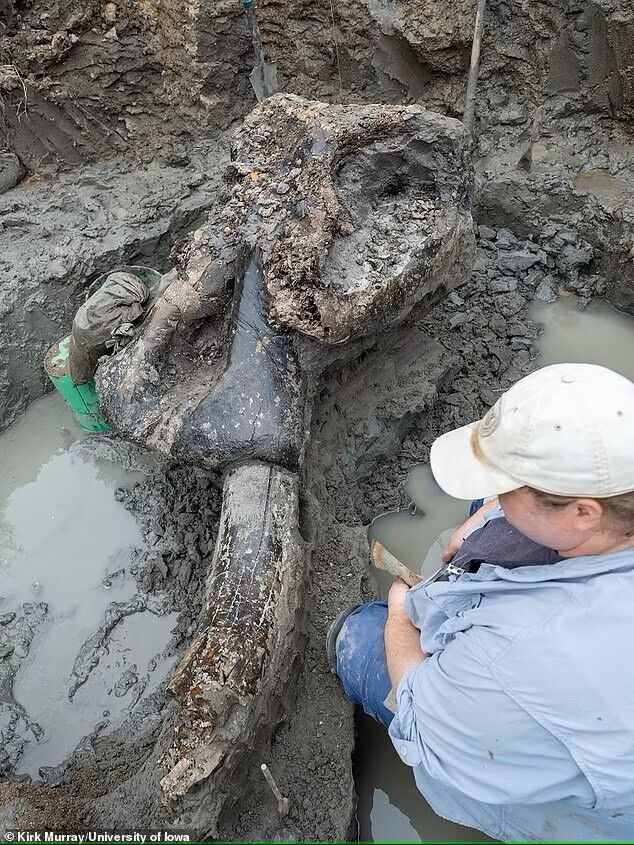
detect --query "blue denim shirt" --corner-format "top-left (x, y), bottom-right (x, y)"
top-left (388, 545), bottom-right (634, 842)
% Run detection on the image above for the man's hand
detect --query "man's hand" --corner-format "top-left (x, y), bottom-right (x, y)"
top-left (442, 496), bottom-right (499, 562)
top-left (385, 579), bottom-right (428, 687)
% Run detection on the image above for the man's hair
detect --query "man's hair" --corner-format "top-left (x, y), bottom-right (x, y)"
top-left (529, 488), bottom-right (634, 537)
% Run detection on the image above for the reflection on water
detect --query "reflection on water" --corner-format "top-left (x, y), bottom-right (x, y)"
top-left (354, 713), bottom-right (491, 843)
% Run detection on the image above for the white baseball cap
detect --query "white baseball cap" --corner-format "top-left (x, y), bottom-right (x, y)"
top-left (430, 363), bottom-right (634, 500)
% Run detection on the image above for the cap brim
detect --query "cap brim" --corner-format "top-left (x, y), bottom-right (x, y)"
top-left (430, 422), bottom-right (524, 500)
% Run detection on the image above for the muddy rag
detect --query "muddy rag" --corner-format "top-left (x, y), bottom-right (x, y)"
top-left (69, 271), bottom-right (149, 384)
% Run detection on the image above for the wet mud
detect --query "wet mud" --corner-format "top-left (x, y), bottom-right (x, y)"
top-left (0, 394), bottom-right (223, 834)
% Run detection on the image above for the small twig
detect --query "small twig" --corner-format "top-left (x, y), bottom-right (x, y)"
top-left (463, 0), bottom-right (487, 135)
top-left (329, 0), bottom-right (344, 104)
top-left (0, 64), bottom-right (28, 119)
top-left (261, 763), bottom-right (290, 816)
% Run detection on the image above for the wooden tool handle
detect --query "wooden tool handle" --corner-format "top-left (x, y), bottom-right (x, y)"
top-left (371, 540), bottom-right (422, 588)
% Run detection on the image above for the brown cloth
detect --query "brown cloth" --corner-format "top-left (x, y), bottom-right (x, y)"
top-left (68, 271), bottom-right (148, 384)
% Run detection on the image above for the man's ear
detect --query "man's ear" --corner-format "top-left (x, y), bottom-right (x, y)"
top-left (574, 498), bottom-right (604, 527)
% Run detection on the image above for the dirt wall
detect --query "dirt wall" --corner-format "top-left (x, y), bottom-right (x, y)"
top-left (0, 145), bottom-right (227, 432)
top-left (3, 1), bottom-right (634, 171)
top-left (3, 0), bottom-right (633, 308)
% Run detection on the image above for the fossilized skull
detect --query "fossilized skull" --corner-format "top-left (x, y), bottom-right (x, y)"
top-left (97, 93), bottom-right (475, 471)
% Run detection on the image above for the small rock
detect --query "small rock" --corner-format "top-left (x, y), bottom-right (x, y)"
top-left (577, 296), bottom-right (591, 311)
top-left (23, 602), bottom-right (48, 619)
top-left (39, 764), bottom-right (66, 787)
top-left (535, 279), bottom-right (558, 303)
top-left (496, 292), bottom-right (526, 317)
top-left (30, 723), bottom-right (45, 741)
top-left (499, 107), bottom-right (527, 125)
top-left (506, 320), bottom-right (528, 337)
top-left (445, 393), bottom-right (463, 406)
top-left (489, 276), bottom-right (517, 293)
top-left (489, 312), bottom-right (507, 336)
top-left (338, 219), bottom-right (355, 236)
top-left (0, 613), bottom-right (16, 626)
top-left (556, 244), bottom-right (593, 274)
top-left (511, 338), bottom-right (533, 351)
top-left (558, 228), bottom-right (578, 244)
top-left (12, 638), bottom-right (30, 659)
top-left (447, 291), bottom-right (464, 307)
top-left (0, 153), bottom-right (26, 195)
top-left (496, 250), bottom-right (540, 274)
top-left (478, 225), bottom-right (496, 241)
top-left (274, 182), bottom-right (291, 195)
top-left (448, 312), bottom-right (471, 330)
top-left (103, 2), bottom-right (117, 22)
top-left (495, 228), bottom-right (519, 248)
top-left (114, 667), bottom-right (138, 697)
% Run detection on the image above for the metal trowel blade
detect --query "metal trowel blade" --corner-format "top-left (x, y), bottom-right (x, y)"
top-left (250, 61), bottom-right (280, 102)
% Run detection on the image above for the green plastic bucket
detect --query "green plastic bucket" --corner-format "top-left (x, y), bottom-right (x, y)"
top-left (44, 335), bottom-right (111, 433)
top-left (44, 265), bottom-right (162, 433)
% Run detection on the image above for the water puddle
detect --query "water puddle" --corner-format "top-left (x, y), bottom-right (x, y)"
top-left (355, 714), bottom-right (491, 843)
top-left (0, 393), bottom-right (177, 778)
top-left (530, 295), bottom-right (634, 378)
top-left (357, 295), bottom-right (634, 841)
top-left (367, 464), bottom-right (467, 597)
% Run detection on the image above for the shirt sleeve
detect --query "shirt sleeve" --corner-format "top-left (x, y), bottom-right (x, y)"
top-left (388, 633), bottom-right (592, 806)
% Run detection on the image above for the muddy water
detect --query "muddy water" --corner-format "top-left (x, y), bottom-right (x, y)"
top-left (367, 464), bottom-right (467, 597)
top-left (356, 295), bottom-right (634, 842)
top-left (531, 295), bottom-right (634, 378)
top-left (0, 394), bottom-right (177, 778)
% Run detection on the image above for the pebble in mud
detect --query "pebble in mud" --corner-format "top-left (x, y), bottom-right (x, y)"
top-left (0, 153), bottom-right (26, 194)
top-left (113, 667), bottom-right (139, 697)
top-left (535, 278), bottom-right (559, 302)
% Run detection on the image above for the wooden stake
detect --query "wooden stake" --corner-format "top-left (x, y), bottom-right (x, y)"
top-left (463, 0), bottom-right (487, 134)
top-left (371, 540), bottom-right (422, 587)
top-left (261, 763), bottom-right (290, 816)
